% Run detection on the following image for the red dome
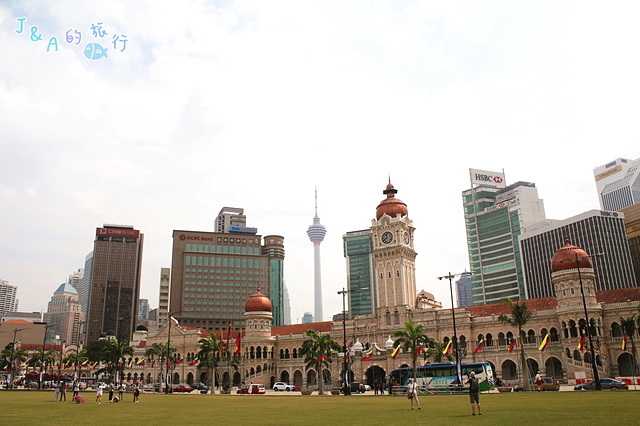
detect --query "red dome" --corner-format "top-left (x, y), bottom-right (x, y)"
top-left (551, 238), bottom-right (592, 272)
top-left (375, 181), bottom-right (408, 220)
top-left (245, 288), bottom-right (272, 312)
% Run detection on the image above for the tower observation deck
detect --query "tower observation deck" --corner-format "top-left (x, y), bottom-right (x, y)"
top-left (307, 188), bottom-right (326, 322)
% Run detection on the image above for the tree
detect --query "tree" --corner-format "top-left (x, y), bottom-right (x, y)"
top-left (301, 329), bottom-right (341, 395)
top-left (145, 342), bottom-right (170, 390)
top-left (393, 321), bottom-right (432, 384)
top-left (85, 338), bottom-right (133, 383)
top-left (425, 340), bottom-right (453, 364)
top-left (197, 332), bottom-right (220, 393)
top-left (620, 314), bottom-right (639, 374)
top-left (498, 298), bottom-right (533, 391)
top-left (29, 347), bottom-right (57, 389)
top-left (1, 345), bottom-right (28, 388)
top-left (221, 349), bottom-right (239, 390)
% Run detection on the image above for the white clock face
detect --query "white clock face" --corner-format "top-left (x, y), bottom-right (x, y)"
top-left (381, 231), bottom-right (393, 244)
top-left (404, 232), bottom-right (410, 244)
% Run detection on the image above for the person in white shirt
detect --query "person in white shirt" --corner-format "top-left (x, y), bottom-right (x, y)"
top-left (407, 378), bottom-right (421, 410)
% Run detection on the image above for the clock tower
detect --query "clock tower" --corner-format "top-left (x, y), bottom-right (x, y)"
top-left (371, 181), bottom-right (417, 321)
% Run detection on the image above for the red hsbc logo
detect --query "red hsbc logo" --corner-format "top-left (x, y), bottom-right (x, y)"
top-left (493, 176), bottom-right (503, 183)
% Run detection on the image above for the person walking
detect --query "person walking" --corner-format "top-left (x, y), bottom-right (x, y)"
top-left (407, 378), bottom-right (421, 410)
top-left (133, 384), bottom-right (140, 402)
top-left (464, 371), bottom-right (481, 416)
top-left (72, 380), bottom-right (80, 398)
top-left (108, 382), bottom-right (114, 401)
top-left (95, 384), bottom-right (103, 404)
top-left (535, 371), bottom-right (543, 392)
top-left (119, 382), bottom-right (125, 400)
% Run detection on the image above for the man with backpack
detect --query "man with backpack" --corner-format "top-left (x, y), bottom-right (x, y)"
top-left (465, 371), bottom-right (482, 416)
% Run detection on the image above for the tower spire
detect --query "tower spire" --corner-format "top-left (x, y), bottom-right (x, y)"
top-left (307, 187), bottom-right (327, 322)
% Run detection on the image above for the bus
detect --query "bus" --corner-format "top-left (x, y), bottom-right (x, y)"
top-left (387, 362), bottom-right (494, 392)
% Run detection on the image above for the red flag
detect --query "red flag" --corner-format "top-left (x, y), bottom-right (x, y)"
top-left (318, 353), bottom-right (327, 363)
top-left (473, 339), bottom-right (485, 354)
top-left (151, 360), bottom-right (156, 368)
top-left (175, 357), bottom-right (184, 365)
top-left (234, 333), bottom-right (242, 355)
top-left (189, 357), bottom-right (199, 367)
top-left (508, 338), bottom-right (517, 354)
top-left (415, 345), bottom-right (425, 355)
top-left (226, 325), bottom-right (232, 349)
top-left (577, 331), bottom-right (587, 352)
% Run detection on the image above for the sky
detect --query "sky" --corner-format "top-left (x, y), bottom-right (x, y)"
top-left (1, 1), bottom-right (639, 323)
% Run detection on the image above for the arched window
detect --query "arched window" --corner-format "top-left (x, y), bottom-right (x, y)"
top-left (550, 328), bottom-right (559, 342)
top-left (394, 310), bottom-right (400, 325)
top-left (498, 333), bottom-right (506, 347)
top-left (459, 335), bottom-right (467, 349)
top-left (293, 348), bottom-right (298, 359)
top-left (562, 321), bottom-right (568, 339)
top-left (385, 311), bottom-right (391, 326)
top-left (569, 320), bottom-right (578, 338)
top-left (612, 322), bottom-right (622, 338)
top-left (279, 349), bottom-right (284, 359)
top-left (486, 334), bottom-right (493, 347)
top-left (527, 329), bottom-right (536, 344)
top-left (565, 348), bottom-right (571, 359)
top-left (573, 350), bottom-right (581, 362)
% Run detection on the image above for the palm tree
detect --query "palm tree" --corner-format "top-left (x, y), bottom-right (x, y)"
top-left (145, 342), bottom-right (170, 390)
top-left (30, 347), bottom-right (56, 389)
top-left (221, 349), bottom-right (239, 391)
top-left (425, 340), bottom-right (453, 364)
top-left (197, 332), bottom-right (220, 393)
top-left (393, 321), bottom-right (432, 384)
top-left (498, 298), bottom-right (533, 391)
top-left (101, 338), bottom-right (134, 383)
top-left (1, 345), bottom-right (28, 388)
top-left (301, 329), bottom-right (341, 395)
top-left (620, 314), bottom-right (639, 375)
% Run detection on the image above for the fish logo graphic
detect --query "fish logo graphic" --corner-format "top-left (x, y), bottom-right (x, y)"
top-left (84, 43), bottom-right (108, 60)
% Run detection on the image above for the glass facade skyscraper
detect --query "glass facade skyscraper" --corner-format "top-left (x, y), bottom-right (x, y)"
top-left (463, 172), bottom-right (546, 305)
top-left (343, 230), bottom-right (375, 318)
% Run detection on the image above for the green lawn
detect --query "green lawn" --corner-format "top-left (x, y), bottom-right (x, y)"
top-left (1, 390), bottom-right (637, 425)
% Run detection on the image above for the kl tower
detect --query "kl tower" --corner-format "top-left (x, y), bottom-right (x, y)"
top-left (307, 188), bottom-right (327, 322)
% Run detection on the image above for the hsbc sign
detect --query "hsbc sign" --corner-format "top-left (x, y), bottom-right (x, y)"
top-left (470, 168), bottom-right (506, 188)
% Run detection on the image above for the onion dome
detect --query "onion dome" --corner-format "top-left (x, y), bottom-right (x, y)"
top-left (245, 288), bottom-right (272, 312)
top-left (551, 236), bottom-right (592, 272)
top-left (385, 336), bottom-right (395, 349)
top-left (135, 324), bottom-right (148, 332)
top-left (351, 338), bottom-right (364, 351)
top-left (375, 180), bottom-right (408, 220)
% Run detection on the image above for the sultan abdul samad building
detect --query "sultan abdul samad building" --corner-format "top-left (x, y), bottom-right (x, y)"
top-left (111, 182), bottom-right (639, 390)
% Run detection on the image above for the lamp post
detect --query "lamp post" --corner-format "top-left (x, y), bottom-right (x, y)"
top-left (9, 328), bottom-right (27, 389)
top-left (39, 324), bottom-right (55, 389)
top-left (74, 320), bottom-right (85, 380)
top-left (165, 311), bottom-right (181, 394)
top-left (575, 254), bottom-right (602, 391)
top-left (337, 288), bottom-right (351, 395)
top-left (437, 272), bottom-right (465, 386)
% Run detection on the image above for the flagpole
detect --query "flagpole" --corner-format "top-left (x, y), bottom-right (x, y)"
top-left (437, 273), bottom-right (464, 387)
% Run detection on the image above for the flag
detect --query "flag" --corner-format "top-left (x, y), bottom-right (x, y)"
top-left (226, 325), bottom-right (232, 349)
top-left (473, 339), bottom-right (485, 354)
top-left (175, 357), bottom-right (184, 365)
top-left (577, 331), bottom-right (587, 352)
top-left (234, 333), bottom-right (242, 355)
top-left (189, 357), bottom-right (199, 367)
top-left (151, 360), bottom-right (156, 368)
top-left (345, 352), bottom-right (352, 361)
top-left (128, 359), bottom-right (133, 368)
top-left (318, 353), bottom-right (327, 363)
top-left (362, 348), bottom-right (373, 361)
top-left (391, 345), bottom-right (401, 359)
top-left (508, 338), bottom-right (517, 354)
top-left (538, 333), bottom-right (550, 351)
top-left (136, 357), bottom-right (145, 366)
top-left (81, 360), bottom-right (89, 366)
top-left (443, 341), bottom-right (452, 356)
top-left (92, 362), bottom-right (99, 369)
top-left (415, 345), bottom-right (425, 355)
top-left (622, 333), bottom-right (628, 352)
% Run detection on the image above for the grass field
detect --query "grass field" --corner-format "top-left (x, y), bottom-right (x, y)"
top-left (1, 390), bottom-right (638, 425)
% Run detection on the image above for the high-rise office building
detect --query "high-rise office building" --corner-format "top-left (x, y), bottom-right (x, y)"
top-left (216, 207), bottom-right (247, 233)
top-left (0, 280), bottom-right (18, 319)
top-left (462, 169), bottom-right (546, 305)
top-left (169, 229), bottom-right (285, 330)
top-left (283, 283), bottom-right (292, 325)
top-left (307, 189), bottom-right (327, 322)
top-left (85, 225), bottom-right (144, 343)
top-left (520, 209), bottom-right (638, 299)
top-left (301, 312), bottom-right (313, 324)
top-left (68, 269), bottom-right (84, 291)
top-left (594, 157), bottom-right (640, 211)
top-left (621, 203), bottom-right (640, 287)
top-left (455, 271), bottom-right (473, 308)
top-left (79, 252), bottom-right (93, 319)
top-left (43, 283), bottom-right (83, 346)
top-left (158, 267), bottom-right (170, 329)
top-left (138, 299), bottom-right (150, 320)
top-left (343, 229), bottom-right (375, 318)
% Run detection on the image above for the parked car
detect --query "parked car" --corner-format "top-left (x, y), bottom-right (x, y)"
top-left (273, 382), bottom-right (295, 391)
top-left (172, 384), bottom-right (194, 393)
top-left (237, 384), bottom-right (266, 394)
top-left (342, 382), bottom-right (367, 394)
top-left (574, 378), bottom-right (628, 391)
top-left (191, 382), bottom-right (209, 391)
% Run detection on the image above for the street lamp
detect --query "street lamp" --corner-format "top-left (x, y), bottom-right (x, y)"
top-left (74, 320), bottom-right (85, 380)
top-left (165, 311), bottom-right (181, 393)
top-left (10, 328), bottom-right (27, 389)
top-left (337, 288), bottom-right (351, 396)
top-left (575, 253), bottom-right (602, 391)
top-left (437, 272), bottom-right (465, 386)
